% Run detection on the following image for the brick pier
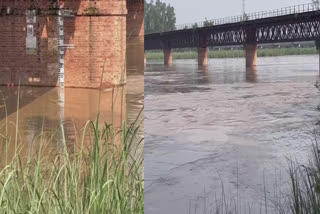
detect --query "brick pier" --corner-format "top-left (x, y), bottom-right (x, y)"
top-left (0, 0), bottom-right (128, 88)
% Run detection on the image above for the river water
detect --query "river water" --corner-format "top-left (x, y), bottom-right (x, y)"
top-left (145, 55), bottom-right (320, 213)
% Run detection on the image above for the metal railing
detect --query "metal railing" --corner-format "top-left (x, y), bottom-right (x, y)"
top-left (152, 3), bottom-right (320, 33)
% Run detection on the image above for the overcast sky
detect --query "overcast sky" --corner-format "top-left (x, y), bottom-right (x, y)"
top-left (149, 0), bottom-right (312, 25)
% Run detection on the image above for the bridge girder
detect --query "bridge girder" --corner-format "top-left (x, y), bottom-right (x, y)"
top-left (144, 10), bottom-right (320, 50)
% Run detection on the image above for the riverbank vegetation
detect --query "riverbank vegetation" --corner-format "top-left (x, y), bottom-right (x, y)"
top-left (0, 89), bottom-right (144, 213)
top-left (146, 47), bottom-right (318, 60)
top-left (285, 141), bottom-right (320, 214)
top-left (144, 0), bottom-right (176, 34)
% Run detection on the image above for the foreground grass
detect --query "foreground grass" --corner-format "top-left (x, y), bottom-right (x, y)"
top-left (0, 96), bottom-right (144, 213)
top-left (285, 140), bottom-right (320, 214)
top-left (146, 47), bottom-right (318, 60)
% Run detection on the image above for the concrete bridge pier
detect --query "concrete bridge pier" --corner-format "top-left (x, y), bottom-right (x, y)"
top-left (245, 44), bottom-right (258, 67)
top-left (198, 47), bottom-right (208, 66)
top-left (164, 48), bottom-right (173, 66)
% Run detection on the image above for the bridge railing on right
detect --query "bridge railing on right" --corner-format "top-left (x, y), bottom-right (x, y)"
top-left (170, 3), bottom-right (319, 32)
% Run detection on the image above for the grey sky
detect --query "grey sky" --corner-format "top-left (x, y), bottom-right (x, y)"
top-left (153, 0), bottom-right (312, 25)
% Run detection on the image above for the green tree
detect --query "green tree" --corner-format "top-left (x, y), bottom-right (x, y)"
top-left (203, 18), bottom-right (213, 27)
top-left (192, 23), bottom-right (199, 29)
top-left (144, 0), bottom-right (176, 34)
top-left (241, 13), bottom-right (249, 21)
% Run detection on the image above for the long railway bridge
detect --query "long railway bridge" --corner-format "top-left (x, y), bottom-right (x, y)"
top-left (144, 3), bottom-right (320, 67)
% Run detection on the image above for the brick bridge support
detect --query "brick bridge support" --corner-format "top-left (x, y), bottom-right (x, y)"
top-left (246, 66), bottom-right (258, 83)
top-left (164, 48), bottom-right (173, 66)
top-left (126, 0), bottom-right (144, 73)
top-left (126, 0), bottom-right (143, 37)
top-left (244, 27), bottom-right (257, 68)
top-left (245, 44), bottom-right (258, 67)
top-left (198, 32), bottom-right (208, 66)
top-left (198, 47), bottom-right (208, 66)
top-left (0, 0), bottom-right (128, 88)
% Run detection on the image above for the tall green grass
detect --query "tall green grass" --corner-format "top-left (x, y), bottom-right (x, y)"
top-left (284, 141), bottom-right (320, 214)
top-left (146, 47), bottom-right (318, 60)
top-left (0, 87), bottom-right (144, 213)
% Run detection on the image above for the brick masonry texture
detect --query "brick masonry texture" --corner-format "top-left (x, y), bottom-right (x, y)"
top-left (0, 0), bottom-right (130, 88)
top-left (127, 0), bottom-right (143, 37)
top-left (126, 0), bottom-right (143, 73)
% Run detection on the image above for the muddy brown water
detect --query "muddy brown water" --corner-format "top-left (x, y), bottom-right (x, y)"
top-left (145, 55), bottom-right (320, 213)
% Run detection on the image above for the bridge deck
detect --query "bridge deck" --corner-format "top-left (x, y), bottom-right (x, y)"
top-left (145, 10), bottom-right (320, 50)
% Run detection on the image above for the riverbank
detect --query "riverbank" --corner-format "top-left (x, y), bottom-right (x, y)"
top-left (146, 47), bottom-right (318, 60)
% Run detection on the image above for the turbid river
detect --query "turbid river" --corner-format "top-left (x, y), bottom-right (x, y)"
top-left (145, 55), bottom-right (320, 213)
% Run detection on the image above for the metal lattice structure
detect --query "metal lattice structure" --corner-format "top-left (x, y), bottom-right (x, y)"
top-left (145, 8), bottom-right (320, 50)
top-left (256, 21), bottom-right (320, 43)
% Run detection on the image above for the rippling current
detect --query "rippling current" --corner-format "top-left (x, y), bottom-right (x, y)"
top-left (145, 55), bottom-right (320, 214)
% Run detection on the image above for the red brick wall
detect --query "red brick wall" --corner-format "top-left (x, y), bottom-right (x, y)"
top-left (0, 0), bottom-right (127, 88)
top-left (126, 0), bottom-right (143, 74)
top-left (127, 0), bottom-right (143, 37)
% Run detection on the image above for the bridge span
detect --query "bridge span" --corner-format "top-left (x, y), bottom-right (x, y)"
top-left (144, 3), bottom-right (320, 67)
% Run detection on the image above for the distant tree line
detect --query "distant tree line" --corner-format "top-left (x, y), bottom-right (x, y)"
top-left (144, 0), bottom-right (176, 34)
top-left (192, 19), bottom-right (213, 29)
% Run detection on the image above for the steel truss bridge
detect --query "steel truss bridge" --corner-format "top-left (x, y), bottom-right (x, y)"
top-left (145, 3), bottom-right (320, 51)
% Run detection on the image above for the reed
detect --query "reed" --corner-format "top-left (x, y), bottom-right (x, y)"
top-left (0, 87), bottom-right (144, 214)
top-left (284, 140), bottom-right (320, 214)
